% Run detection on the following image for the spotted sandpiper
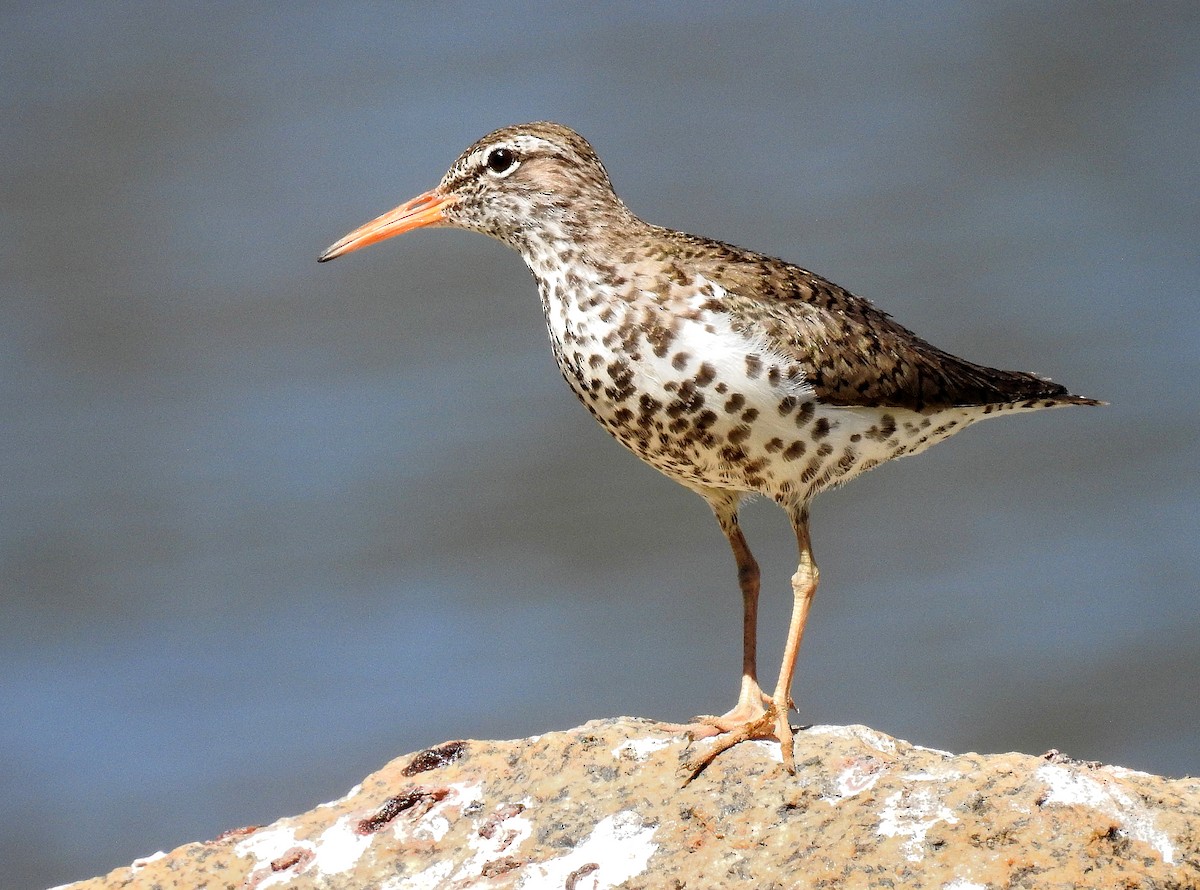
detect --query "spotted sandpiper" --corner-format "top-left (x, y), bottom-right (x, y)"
top-left (319, 122), bottom-right (1100, 774)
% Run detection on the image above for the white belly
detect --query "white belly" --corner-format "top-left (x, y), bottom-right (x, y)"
top-left (540, 275), bottom-right (985, 504)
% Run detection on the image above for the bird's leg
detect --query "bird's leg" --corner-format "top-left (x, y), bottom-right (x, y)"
top-left (769, 505), bottom-right (819, 774)
top-left (680, 491), bottom-right (771, 729)
top-left (661, 492), bottom-right (769, 745)
top-left (675, 493), bottom-right (774, 780)
top-left (715, 494), bottom-right (768, 722)
top-left (683, 505), bottom-right (817, 779)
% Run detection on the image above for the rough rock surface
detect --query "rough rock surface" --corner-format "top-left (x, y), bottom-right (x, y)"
top-left (59, 718), bottom-right (1199, 889)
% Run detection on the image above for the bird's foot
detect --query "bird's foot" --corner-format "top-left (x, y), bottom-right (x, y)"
top-left (689, 686), bottom-right (794, 731)
top-left (691, 700), bottom-right (769, 735)
top-left (677, 697), bottom-right (796, 782)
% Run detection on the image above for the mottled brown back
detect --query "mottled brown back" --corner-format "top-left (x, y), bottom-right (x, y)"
top-left (643, 227), bottom-right (1099, 413)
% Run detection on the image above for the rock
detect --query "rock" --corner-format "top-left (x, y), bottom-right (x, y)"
top-left (56, 718), bottom-right (1199, 889)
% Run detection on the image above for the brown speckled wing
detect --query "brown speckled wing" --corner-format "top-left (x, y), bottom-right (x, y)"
top-left (660, 229), bottom-right (1094, 412)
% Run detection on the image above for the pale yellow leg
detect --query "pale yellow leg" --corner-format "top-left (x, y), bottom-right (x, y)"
top-left (769, 506), bottom-right (818, 773)
top-left (714, 492), bottom-right (767, 720)
top-left (682, 503), bottom-right (819, 779)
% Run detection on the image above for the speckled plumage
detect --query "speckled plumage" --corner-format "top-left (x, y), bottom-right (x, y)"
top-left (320, 121), bottom-right (1101, 774)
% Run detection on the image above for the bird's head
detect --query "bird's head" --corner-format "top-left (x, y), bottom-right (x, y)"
top-left (319, 122), bottom-right (628, 263)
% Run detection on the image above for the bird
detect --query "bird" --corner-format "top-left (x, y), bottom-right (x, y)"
top-left (318, 121), bottom-right (1101, 775)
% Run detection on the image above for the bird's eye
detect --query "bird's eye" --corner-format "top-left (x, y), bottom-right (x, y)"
top-left (485, 147), bottom-right (517, 176)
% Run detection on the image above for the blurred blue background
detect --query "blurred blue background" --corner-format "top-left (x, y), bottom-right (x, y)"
top-left (3, 4), bottom-right (1197, 887)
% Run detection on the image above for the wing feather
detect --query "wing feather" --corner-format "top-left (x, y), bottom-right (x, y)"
top-left (650, 228), bottom-right (1097, 412)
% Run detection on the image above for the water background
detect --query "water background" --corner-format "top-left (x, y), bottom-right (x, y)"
top-left (3, 5), bottom-right (1197, 887)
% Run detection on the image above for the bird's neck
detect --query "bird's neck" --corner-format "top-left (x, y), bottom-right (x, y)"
top-left (514, 200), bottom-right (648, 302)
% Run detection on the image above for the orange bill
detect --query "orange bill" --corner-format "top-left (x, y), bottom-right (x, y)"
top-left (318, 189), bottom-right (457, 262)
